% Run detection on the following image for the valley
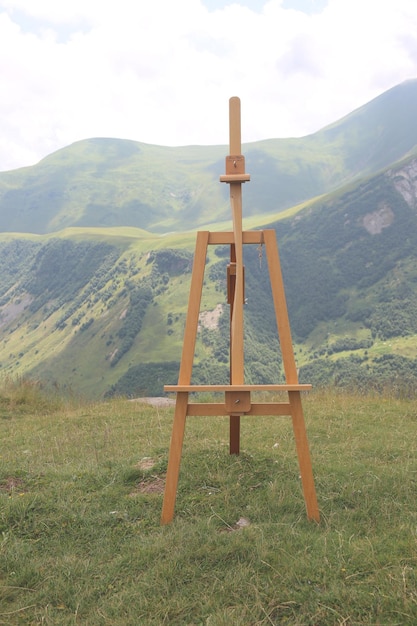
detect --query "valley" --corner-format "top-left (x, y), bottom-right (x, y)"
top-left (1, 81), bottom-right (417, 398)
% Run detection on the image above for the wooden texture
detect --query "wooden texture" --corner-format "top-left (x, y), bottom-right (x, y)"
top-left (161, 392), bottom-right (188, 524)
top-left (225, 390), bottom-right (251, 413)
top-left (208, 231), bottom-right (263, 245)
top-left (289, 391), bottom-right (320, 521)
top-left (160, 231), bottom-right (209, 525)
top-left (227, 98), bottom-right (246, 453)
top-left (229, 96), bottom-right (241, 153)
top-left (219, 173), bottom-right (251, 183)
top-left (186, 402), bottom-right (292, 416)
top-left (177, 231), bottom-right (209, 385)
top-left (230, 188), bottom-right (244, 386)
top-left (264, 229), bottom-right (298, 384)
top-left (164, 384), bottom-right (312, 392)
top-left (161, 97), bottom-right (319, 524)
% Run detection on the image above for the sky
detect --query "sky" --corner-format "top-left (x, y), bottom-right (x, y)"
top-left (0, 0), bottom-right (417, 172)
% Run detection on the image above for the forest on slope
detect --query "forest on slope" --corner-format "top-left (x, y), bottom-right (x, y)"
top-left (1, 81), bottom-right (417, 396)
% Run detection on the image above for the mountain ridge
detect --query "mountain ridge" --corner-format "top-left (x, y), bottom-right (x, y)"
top-left (2, 80), bottom-right (417, 397)
top-left (1, 80), bottom-right (417, 235)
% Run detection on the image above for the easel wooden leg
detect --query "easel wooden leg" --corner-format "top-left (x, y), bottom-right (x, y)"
top-left (161, 233), bottom-right (209, 524)
top-left (263, 229), bottom-right (298, 383)
top-left (229, 415), bottom-right (240, 454)
top-left (263, 229), bottom-right (319, 521)
top-left (289, 391), bottom-right (320, 522)
top-left (161, 392), bottom-right (189, 524)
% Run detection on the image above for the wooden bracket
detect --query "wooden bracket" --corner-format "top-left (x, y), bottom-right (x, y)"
top-left (220, 173), bottom-right (250, 183)
top-left (226, 155), bottom-right (245, 174)
top-left (225, 390), bottom-right (251, 414)
top-left (220, 153), bottom-right (250, 183)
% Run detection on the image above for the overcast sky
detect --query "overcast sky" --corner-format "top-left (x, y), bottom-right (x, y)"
top-left (0, 0), bottom-right (417, 172)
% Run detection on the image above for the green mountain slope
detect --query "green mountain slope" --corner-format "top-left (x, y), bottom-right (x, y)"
top-left (2, 81), bottom-right (417, 396)
top-left (1, 80), bottom-right (417, 235)
top-left (2, 148), bottom-right (417, 397)
top-left (314, 79), bottom-right (417, 173)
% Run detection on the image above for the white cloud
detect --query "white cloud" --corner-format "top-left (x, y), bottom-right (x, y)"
top-left (0, 0), bottom-right (417, 170)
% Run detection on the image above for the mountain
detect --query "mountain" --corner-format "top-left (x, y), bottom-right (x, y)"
top-left (1, 80), bottom-right (417, 397)
top-left (1, 80), bottom-right (417, 235)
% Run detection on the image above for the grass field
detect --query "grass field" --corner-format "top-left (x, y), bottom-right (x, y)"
top-left (1, 378), bottom-right (417, 625)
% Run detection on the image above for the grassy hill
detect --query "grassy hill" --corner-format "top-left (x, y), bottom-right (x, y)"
top-left (1, 81), bottom-right (417, 235)
top-left (2, 147), bottom-right (417, 399)
top-left (1, 81), bottom-right (417, 397)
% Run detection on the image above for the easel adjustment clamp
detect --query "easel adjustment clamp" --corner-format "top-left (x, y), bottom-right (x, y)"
top-left (225, 390), bottom-right (251, 414)
top-left (220, 155), bottom-right (250, 183)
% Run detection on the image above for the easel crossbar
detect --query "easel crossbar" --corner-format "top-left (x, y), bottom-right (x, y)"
top-left (165, 384), bottom-right (312, 392)
top-left (207, 231), bottom-right (265, 245)
top-left (186, 402), bottom-right (292, 416)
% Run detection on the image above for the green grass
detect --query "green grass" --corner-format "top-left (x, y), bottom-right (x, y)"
top-left (1, 379), bottom-right (417, 624)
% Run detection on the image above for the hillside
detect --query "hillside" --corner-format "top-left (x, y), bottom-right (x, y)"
top-left (1, 81), bottom-right (417, 235)
top-left (1, 80), bottom-right (417, 397)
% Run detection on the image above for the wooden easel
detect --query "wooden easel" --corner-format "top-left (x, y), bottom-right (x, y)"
top-left (161, 97), bottom-right (319, 524)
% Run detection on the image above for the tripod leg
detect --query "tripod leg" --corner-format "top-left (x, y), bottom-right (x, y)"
top-left (161, 392), bottom-right (189, 524)
top-left (229, 415), bottom-right (240, 454)
top-left (289, 391), bottom-right (320, 522)
top-left (263, 229), bottom-right (319, 521)
top-left (161, 232), bottom-right (208, 524)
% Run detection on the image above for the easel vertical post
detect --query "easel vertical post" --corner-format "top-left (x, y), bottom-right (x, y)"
top-left (228, 243), bottom-right (240, 454)
top-left (227, 97), bottom-right (245, 453)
